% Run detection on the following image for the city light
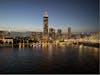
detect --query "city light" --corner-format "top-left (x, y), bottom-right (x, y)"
top-left (0, 0), bottom-right (99, 74)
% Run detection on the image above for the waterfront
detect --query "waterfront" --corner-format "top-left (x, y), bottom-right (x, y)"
top-left (0, 45), bottom-right (99, 74)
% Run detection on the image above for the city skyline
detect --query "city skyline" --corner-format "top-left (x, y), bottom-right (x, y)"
top-left (0, 0), bottom-right (99, 32)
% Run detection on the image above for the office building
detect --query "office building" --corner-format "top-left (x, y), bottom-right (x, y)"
top-left (43, 11), bottom-right (48, 36)
top-left (49, 28), bottom-right (55, 39)
top-left (57, 29), bottom-right (62, 37)
top-left (68, 27), bottom-right (71, 38)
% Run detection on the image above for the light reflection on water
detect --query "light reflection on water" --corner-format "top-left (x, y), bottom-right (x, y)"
top-left (79, 46), bottom-right (83, 57)
top-left (48, 44), bottom-right (53, 58)
top-left (0, 45), bottom-right (99, 74)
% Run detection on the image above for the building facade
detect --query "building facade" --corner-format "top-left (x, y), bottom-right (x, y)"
top-left (49, 28), bottom-right (55, 39)
top-left (57, 29), bottom-right (62, 37)
top-left (43, 12), bottom-right (49, 42)
top-left (68, 27), bottom-right (71, 39)
top-left (43, 11), bottom-right (48, 36)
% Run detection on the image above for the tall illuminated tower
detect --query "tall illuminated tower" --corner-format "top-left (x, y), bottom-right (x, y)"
top-left (43, 11), bottom-right (48, 36)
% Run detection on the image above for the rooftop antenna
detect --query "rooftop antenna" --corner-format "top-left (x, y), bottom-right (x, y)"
top-left (43, 11), bottom-right (48, 17)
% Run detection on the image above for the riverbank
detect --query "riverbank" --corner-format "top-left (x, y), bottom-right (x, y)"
top-left (0, 42), bottom-right (99, 48)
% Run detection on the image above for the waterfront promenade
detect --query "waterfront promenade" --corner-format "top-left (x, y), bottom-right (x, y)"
top-left (0, 33), bottom-right (99, 48)
top-left (0, 39), bottom-right (99, 48)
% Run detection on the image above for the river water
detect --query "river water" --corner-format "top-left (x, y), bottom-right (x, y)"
top-left (0, 45), bottom-right (99, 74)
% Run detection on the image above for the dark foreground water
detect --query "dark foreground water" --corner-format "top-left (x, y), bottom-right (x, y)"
top-left (0, 45), bottom-right (99, 74)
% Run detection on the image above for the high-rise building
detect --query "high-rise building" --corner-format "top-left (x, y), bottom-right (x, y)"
top-left (57, 29), bottom-right (62, 37)
top-left (49, 28), bottom-right (55, 39)
top-left (68, 27), bottom-right (71, 34)
top-left (43, 11), bottom-right (48, 36)
top-left (68, 27), bottom-right (71, 38)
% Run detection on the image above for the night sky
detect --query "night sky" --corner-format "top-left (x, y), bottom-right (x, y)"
top-left (0, 0), bottom-right (99, 33)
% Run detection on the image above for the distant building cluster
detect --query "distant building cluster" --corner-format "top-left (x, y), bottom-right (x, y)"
top-left (42, 12), bottom-right (72, 42)
top-left (0, 11), bottom-right (99, 46)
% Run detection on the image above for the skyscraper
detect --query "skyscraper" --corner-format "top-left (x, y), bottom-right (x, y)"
top-left (68, 27), bottom-right (71, 34)
top-left (68, 27), bottom-right (71, 38)
top-left (43, 11), bottom-right (48, 36)
top-left (49, 28), bottom-right (55, 39)
top-left (57, 29), bottom-right (62, 37)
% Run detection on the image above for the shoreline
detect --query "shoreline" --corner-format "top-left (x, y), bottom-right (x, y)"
top-left (0, 42), bottom-right (99, 48)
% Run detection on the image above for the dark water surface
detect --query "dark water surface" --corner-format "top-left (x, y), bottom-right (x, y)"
top-left (0, 45), bottom-right (99, 74)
